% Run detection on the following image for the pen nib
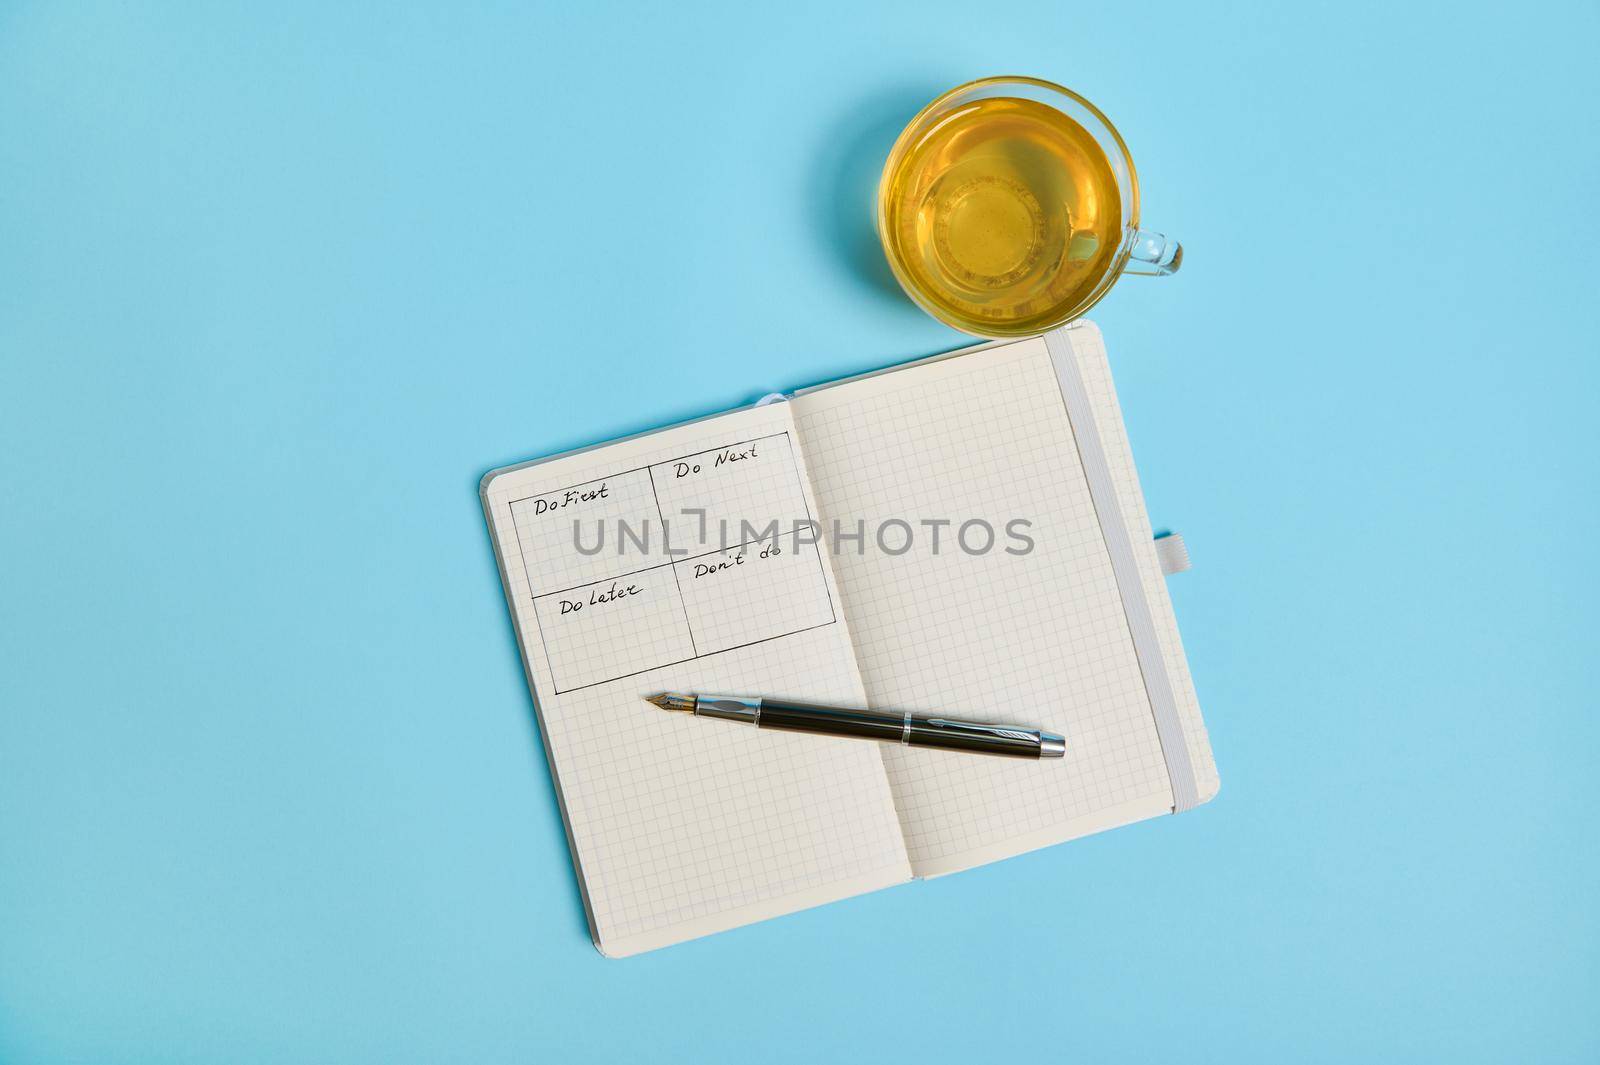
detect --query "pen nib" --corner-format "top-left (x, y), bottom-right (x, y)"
top-left (645, 692), bottom-right (695, 713)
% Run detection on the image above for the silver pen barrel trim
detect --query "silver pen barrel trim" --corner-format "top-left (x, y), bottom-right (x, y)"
top-left (693, 694), bottom-right (761, 725)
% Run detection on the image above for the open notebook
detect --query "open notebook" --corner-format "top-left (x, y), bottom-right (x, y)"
top-left (481, 322), bottom-right (1219, 956)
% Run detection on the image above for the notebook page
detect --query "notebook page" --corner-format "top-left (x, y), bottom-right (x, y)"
top-left (482, 403), bottom-right (910, 956)
top-left (791, 332), bottom-right (1195, 876)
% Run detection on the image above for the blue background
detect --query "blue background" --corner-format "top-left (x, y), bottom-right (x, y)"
top-left (2, 3), bottom-right (1597, 1062)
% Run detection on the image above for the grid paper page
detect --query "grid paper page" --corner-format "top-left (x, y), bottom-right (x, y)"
top-left (483, 404), bottom-right (910, 956)
top-left (792, 334), bottom-right (1179, 876)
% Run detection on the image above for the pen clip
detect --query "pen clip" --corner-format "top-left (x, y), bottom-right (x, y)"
top-left (924, 718), bottom-right (1042, 743)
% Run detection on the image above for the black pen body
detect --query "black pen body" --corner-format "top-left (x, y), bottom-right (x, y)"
top-left (756, 699), bottom-right (905, 743)
top-left (701, 696), bottom-right (1062, 759)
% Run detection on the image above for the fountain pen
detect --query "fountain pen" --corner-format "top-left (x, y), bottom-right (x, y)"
top-left (645, 692), bottom-right (1066, 759)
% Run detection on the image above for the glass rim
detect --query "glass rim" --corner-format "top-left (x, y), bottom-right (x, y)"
top-left (877, 75), bottom-right (1142, 234)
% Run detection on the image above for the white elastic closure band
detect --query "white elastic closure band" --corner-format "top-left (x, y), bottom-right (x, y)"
top-left (1043, 329), bottom-right (1200, 813)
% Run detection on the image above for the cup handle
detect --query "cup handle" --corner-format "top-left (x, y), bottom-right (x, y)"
top-left (1123, 229), bottom-right (1183, 276)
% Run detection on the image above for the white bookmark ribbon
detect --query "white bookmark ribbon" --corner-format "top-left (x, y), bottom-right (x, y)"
top-left (1154, 532), bottom-right (1191, 575)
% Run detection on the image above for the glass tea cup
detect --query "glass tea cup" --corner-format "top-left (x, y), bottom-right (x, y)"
top-left (877, 76), bottom-right (1181, 338)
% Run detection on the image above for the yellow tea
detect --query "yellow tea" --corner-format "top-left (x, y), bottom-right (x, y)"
top-left (880, 96), bottom-right (1123, 336)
